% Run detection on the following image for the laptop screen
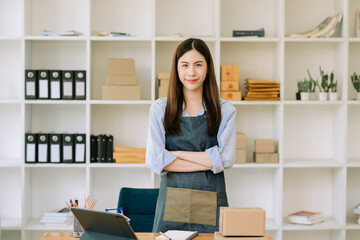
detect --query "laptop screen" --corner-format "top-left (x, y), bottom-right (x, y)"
top-left (71, 208), bottom-right (138, 240)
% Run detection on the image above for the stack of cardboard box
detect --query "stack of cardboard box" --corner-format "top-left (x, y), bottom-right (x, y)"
top-left (254, 139), bottom-right (278, 163)
top-left (220, 65), bottom-right (242, 101)
top-left (235, 133), bottom-right (247, 163)
top-left (158, 72), bottom-right (170, 98)
top-left (113, 147), bottom-right (146, 164)
top-left (216, 207), bottom-right (273, 240)
top-left (102, 59), bottom-right (141, 100)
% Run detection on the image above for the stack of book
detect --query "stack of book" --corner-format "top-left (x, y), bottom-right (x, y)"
top-left (354, 204), bottom-right (360, 224)
top-left (288, 211), bottom-right (325, 225)
top-left (244, 79), bottom-right (280, 101)
top-left (40, 208), bottom-right (73, 225)
top-left (286, 12), bottom-right (343, 38)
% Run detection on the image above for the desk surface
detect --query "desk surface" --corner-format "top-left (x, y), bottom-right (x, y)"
top-left (41, 232), bottom-right (214, 240)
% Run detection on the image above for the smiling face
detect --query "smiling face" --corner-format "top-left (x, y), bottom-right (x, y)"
top-left (177, 49), bottom-right (208, 94)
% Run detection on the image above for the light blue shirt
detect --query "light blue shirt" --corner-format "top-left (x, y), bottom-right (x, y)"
top-left (145, 98), bottom-right (237, 175)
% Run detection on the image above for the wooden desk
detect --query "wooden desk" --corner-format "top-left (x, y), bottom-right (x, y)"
top-left (41, 232), bottom-right (214, 240)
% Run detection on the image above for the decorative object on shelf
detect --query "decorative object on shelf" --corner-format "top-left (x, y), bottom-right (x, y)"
top-left (90, 134), bottom-right (114, 163)
top-left (41, 30), bottom-right (83, 36)
top-left (235, 133), bottom-right (247, 164)
top-left (244, 79), bottom-right (280, 101)
top-left (350, 72), bottom-right (360, 100)
top-left (220, 65), bottom-right (242, 101)
top-left (102, 59), bottom-right (141, 100)
top-left (354, 203), bottom-right (360, 224)
top-left (40, 207), bottom-right (72, 225)
top-left (254, 139), bottom-right (278, 163)
top-left (288, 210), bottom-right (325, 225)
top-left (158, 72), bottom-right (170, 98)
top-left (286, 12), bottom-right (343, 38)
top-left (297, 79), bottom-right (311, 101)
top-left (318, 66), bottom-right (337, 101)
top-left (233, 28), bottom-right (265, 37)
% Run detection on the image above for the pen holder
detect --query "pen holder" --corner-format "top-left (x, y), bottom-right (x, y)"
top-left (73, 217), bottom-right (84, 237)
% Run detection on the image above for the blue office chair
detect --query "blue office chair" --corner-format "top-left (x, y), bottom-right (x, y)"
top-left (117, 187), bottom-right (160, 232)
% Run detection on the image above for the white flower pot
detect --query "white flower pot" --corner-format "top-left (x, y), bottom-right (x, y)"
top-left (318, 92), bottom-right (328, 101)
top-left (300, 92), bottom-right (310, 101)
top-left (329, 92), bottom-right (338, 101)
top-left (309, 92), bottom-right (316, 101)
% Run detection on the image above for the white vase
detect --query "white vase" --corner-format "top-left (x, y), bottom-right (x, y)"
top-left (318, 92), bottom-right (328, 101)
top-left (329, 92), bottom-right (338, 101)
top-left (300, 92), bottom-right (310, 101)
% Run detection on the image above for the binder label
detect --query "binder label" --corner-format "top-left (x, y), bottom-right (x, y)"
top-left (51, 145), bottom-right (60, 163)
top-left (26, 144), bottom-right (36, 162)
top-left (76, 82), bottom-right (85, 96)
top-left (39, 80), bottom-right (49, 98)
top-left (38, 144), bottom-right (48, 162)
top-left (51, 81), bottom-right (61, 99)
top-left (26, 82), bottom-right (35, 96)
top-left (64, 82), bottom-right (73, 96)
top-left (63, 145), bottom-right (73, 160)
top-left (75, 143), bottom-right (85, 162)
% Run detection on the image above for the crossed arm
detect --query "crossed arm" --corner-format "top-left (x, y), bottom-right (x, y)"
top-left (163, 151), bottom-right (214, 172)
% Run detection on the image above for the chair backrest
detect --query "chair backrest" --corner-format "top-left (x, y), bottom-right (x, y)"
top-left (117, 187), bottom-right (159, 232)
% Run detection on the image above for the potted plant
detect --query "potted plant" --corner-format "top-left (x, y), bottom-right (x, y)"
top-left (318, 66), bottom-right (330, 101)
top-left (307, 68), bottom-right (317, 100)
top-left (351, 72), bottom-right (360, 100)
top-left (328, 71), bottom-right (338, 101)
top-left (297, 79), bottom-right (311, 101)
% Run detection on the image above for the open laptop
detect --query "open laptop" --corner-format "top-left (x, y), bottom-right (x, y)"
top-left (71, 207), bottom-right (138, 240)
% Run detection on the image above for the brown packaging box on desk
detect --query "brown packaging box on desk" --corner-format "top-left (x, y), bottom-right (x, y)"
top-left (214, 232), bottom-right (274, 240)
top-left (219, 207), bottom-right (265, 237)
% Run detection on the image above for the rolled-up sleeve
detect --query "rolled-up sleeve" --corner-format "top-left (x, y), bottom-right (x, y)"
top-left (205, 101), bottom-right (237, 174)
top-left (146, 99), bottom-right (176, 175)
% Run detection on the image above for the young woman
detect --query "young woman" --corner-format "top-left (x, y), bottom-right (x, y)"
top-left (146, 38), bottom-right (236, 233)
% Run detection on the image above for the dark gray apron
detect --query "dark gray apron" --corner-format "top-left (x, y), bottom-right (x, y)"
top-left (152, 116), bottom-right (228, 233)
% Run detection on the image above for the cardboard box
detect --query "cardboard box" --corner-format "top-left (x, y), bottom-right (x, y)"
top-left (158, 72), bottom-right (170, 80)
top-left (236, 133), bottom-right (246, 149)
top-left (221, 65), bottom-right (239, 81)
top-left (158, 79), bottom-right (170, 98)
top-left (107, 59), bottom-right (135, 76)
top-left (219, 207), bottom-right (265, 237)
top-left (214, 232), bottom-right (273, 240)
top-left (106, 75), bottom-right (138, 86)
top-left (102, 85), bottom-right (141, 100)
top-left (235, 149), bottom-right (246, 164)
top-left (255, 139), bottom-right (274, 153)
top-left (221, 81), bottom-right (240, 91)
top-left (254, 153), bottom-right (279, 163)
top-left (220, 91), bottom-right (242, 101)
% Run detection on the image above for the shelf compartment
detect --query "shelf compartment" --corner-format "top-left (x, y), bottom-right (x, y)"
top-left (0, 168), bottom-right (22, 223)
top-left (220, 42), bottom-right (282, 99)
top-left (285, 0), bottom-right (344, 38)
top-left (1, 230), bottom-right (22, 240)
top-left (284, 105), bottom-right (346, 163)
top-left (346, 230), bottom-right (360, 240)
top-left (24, 0), bottom-right (89, 36)
top-left (224, 167), bottom-right (282, 227)
top-left (0, 41), bottom-right (22, 100)
top-left (283, 218), bottom-right (343, 230)
top-left (346, 168), bottom-right (360, 226)
top-left (24, 218), bottom-right (72, 231)
top-left (283, 229), bottom-right (343, 240)
top-left (221, 0), bottom-right (281, 38)
top-left (25, 40), bottom-right (87, 70)
top-left (235, 104), bottom-right (281, 163)
top-left (90, 41), bottom-right (152, 100)
top-left (283, 168), bottom-right (345, 226)
top-left (349, 0), bottom-right (360, 38)
top-left (284, 42), bottom-right (346, 101)
top-left (347, 105), bottom-right (360, 162)
top-left (156, 0), bottom-right (216, 38)
top-left (0, 0), bottom-right (23, 37)
top-left (23, 167), bottom-right (87, 223)
top-left (90, 104), bottom-right (149, 148)
top-left (348, 43), bottom-right (360, 100)
top-left (91, 0), bottom-right (152, 38)
top-left (24, 104), bottom-right (86, 133)
top-left (0, 104), bottom-right (22, 164)
top-left (89, 168), bottom-right (153, 212)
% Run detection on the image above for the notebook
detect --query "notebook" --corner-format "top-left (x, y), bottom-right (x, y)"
top-left (155, 230), bottom-right (198, 240)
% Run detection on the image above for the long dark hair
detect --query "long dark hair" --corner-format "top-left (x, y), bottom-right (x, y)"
top-left (164, 38), bottom-right (221, 136)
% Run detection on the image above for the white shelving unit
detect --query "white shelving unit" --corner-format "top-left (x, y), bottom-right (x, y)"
top-left (1, 0), bottom-right (360, 239)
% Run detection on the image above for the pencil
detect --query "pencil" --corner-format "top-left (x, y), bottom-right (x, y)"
top-left (159, 232), bottom-right (171, 240)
